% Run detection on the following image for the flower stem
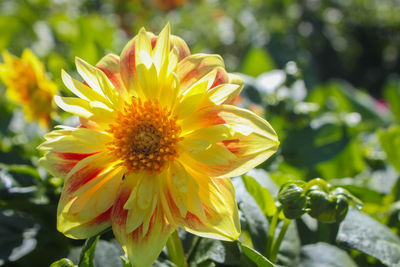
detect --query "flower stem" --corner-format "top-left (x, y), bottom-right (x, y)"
top-left (166, 230), bottom-right (187, 267)
top-left (270, 219), bottom-right (291, 263)
top-left (265, 206), bottom-right (282, 259)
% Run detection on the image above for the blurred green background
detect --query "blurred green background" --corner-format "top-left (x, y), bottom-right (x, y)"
top-left (1, 0), bottom-right (399, 96)
top-left (1, 0), bottom-right (400, 266)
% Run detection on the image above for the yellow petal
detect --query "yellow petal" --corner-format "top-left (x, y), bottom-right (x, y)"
top-left (167, 162), bottom-right (189, 218)
top-left (153, 23), bottom-right (171, 75)
top-left (180, 124), bottom-right (235, 152)
top-left (54, 96), bottom-right (93, 119)
top-left (174, 79), bottom-right (208, 119)
top-left (61, 70), bottom-right (109, 104)
top-left (187, 144), bottom-right (236, 166)
top-left (54, 96), bottom-right (116, 125)
top-left (38, 127), bottom-right (110, 153)
top-left (137, 175), bottom-right (156, 210)
top-left (136, 54), bottom-right (159, 100)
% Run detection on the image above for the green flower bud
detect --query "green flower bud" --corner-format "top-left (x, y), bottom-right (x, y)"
top-left (307, 189), bottom-right (350, 223)
top-left (278, 183), bottom-right (307, 219)
top-left (307, 190), bottom-right (332, 219)
top-left (334, 195), bottom-right (349, 222)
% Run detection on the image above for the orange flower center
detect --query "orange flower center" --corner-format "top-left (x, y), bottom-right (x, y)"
top-left (107, 98), bottom-right (182, 174)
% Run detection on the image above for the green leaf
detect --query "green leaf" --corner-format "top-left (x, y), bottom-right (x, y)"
top-left (78, 235), bottom-right (100, 267)
top-left (234, 178), bottom-right (269, 253)
top-left (299, 242), bottom-right (357, 267)
top-left (0, 163), bottom-right (41, 181)
top-left (315, 139), bottom-right (366, 180)
top-left (378, 125), bottom-right (400, 173)
top-left (308, 81), bottom-right (389, 129)
top-left (238, 241), bottom-right (275, 267)
top-left (242, 175), bottom-right (277, 217)
top-left (189, 238), bottom-right (240, 266)
top-left (281, 123), bottom-right (351, 169)
top-left (239, 47), bottom-right (276, 77)
top-left (337, 209), bottom-right (400, 266)
top-left (50, 258), bottom-right (76, 267)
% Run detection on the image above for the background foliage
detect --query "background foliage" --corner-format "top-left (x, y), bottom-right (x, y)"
top-left (1, 0), bottom-right (400, 266)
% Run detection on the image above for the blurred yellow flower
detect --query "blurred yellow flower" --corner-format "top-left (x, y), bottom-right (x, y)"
top-left (0, 49), bottom-right (58, 128)
top-left (38, 24), bottom-right (279, 267)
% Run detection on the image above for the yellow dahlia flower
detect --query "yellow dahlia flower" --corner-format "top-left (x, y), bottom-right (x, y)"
top-left (38, 24), bottom-right (279, 267)
top-left (0, 49), bottom-right (58, 128)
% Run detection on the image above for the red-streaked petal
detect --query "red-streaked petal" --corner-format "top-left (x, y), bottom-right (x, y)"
top-left (170, 163), bottom-right (240, 241)
top-left (111, 179), bottom-right (173, 267)
top-left (205, 72), bottom-right (244, 105)
top-left (170, 35), bottom-right (191, 61)
top-left (180, 105), bottom-right (279, 178)
top-left (176, 54), bottom-right (225, 94)
top-left (96, 54), bottom-right (127, 97)
top-left (120, 38), bottom-right (139, 96)
top-left (57, 163), bottom-right (123, 239)
top-left (120, 29), bottom-right (157, 96)
top-left (208, 67), bottom-right (229, 90)
top-left (62, 152), bottom-right (115, 194)
top-left (57, 207), bottom-right (112, 239)
top-left (39, 151), bottom-right (99, 179)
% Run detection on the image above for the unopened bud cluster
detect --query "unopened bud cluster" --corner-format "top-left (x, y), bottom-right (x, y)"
top-left (278, 178), bottom-right (361, 223)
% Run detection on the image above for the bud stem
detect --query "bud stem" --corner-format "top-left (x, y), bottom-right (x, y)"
top-left (166, 230), bottom-right (187, 267)
top-left (265, 206), bottom-right (282, 259)
top-left (270, 219), bottom-right (291, 263)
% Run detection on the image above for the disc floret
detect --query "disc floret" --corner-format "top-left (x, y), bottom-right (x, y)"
top-left (107, 98), bottom-right (182, 174)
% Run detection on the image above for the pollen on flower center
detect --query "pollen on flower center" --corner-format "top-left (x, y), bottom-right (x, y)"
top-left (107, 98), bottom-right (182, 174)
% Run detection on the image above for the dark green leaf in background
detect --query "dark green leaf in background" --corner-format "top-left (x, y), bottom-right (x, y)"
top-left (275, 222), bottom-right (300, 267)
top-left (189, 238), bottom-right (241, 266)
top-left (0, 210), bottom-right (39, 265)
top-left (337, 209), bottom-right (400, 266)
top-left (299, 242), bottom-right (357, 267)
top-left (69, 239), bottom-right (124, 267)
